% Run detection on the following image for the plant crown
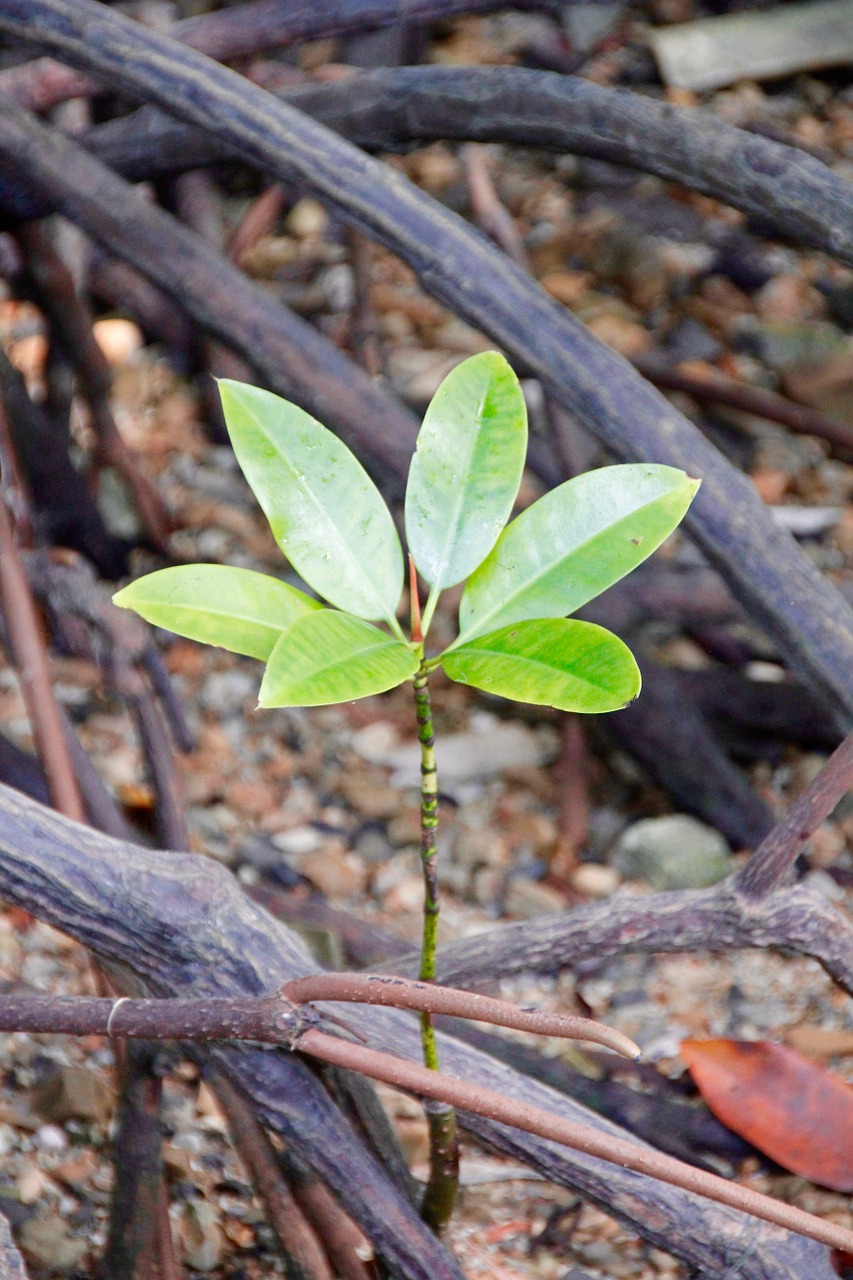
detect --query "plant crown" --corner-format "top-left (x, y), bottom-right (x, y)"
top-left (114, 353), bottom-right (700, 713)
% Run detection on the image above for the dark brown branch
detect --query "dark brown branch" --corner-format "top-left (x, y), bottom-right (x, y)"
top-left (98, 1040), bottom-right (166, 1280)
top-left (634, 357), bottom-right (853, 457)
top-left (0, 783), bottom-right (844, 1280)
top-left (1, 11), bottom-right (851, 727)
top-left (209, 1073), bottom-right (338, 1280)
top-left (0, 93), bottom-right (418, 484)
top-left (0, 0), bottom-right (561, 113)
top-left (734, 730), bottom-right (853, 900)
top-left (57, 65), bottom-right (853, 272)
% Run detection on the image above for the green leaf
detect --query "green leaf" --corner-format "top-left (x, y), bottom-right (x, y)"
top-left (457, 464), bottom-right (700, 643)
top-left (442, 618), bottom-right (641, 713)
top-left (259, 611), bottom-right (419, 707)
top-left (219, 380), bottom-right (404, 630)
top-left (405, 352), bottom-right (527, 600)
top-left (113, 565), bottom-right (321, 660)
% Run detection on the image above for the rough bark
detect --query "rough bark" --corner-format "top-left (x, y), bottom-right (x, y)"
top-left (0, 782), bottom-right (842, 1280)
top-left (0, 3), bottom-right (851, 727)
top-left (64, 65), bottom-right (853, 272)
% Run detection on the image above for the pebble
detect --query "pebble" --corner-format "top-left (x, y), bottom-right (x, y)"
top-left (19, 1213), bottom-right (89, 1270)
top-left (34, 1125), bottom-right (67, 1155)
top-left (299, 846), bottom-right (367, 900)
top-left (389, 722), bottom-right (555, 788)
top-left (175, 1198), bottom-right (224, 1272)
top-left (504, 877), bottom-right (566, 919)
top-left (611, 815), bottom-right (733, 890)
top-left (339, 774), bottom-right (401, 820)
top-left (272, 825), bottom-right (322, 857)
top-left (569, 863), bottom-right (621, 898)
top-left (33, 1064), bottom-right (113, 1125)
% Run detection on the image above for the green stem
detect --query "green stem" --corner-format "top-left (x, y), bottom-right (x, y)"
top-left (412, 663), bottom-right (459, 1232)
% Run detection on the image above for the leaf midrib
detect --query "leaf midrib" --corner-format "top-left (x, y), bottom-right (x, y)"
top-left (425, 383), bottom-right (489, 588)
top-left (449, 638), bottom-right (621, 696)
top-left (457, 489), bottom-right (678, 644)
top-left (249, 401), bottom-right (395, 623)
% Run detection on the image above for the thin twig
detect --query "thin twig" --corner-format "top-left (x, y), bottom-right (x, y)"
top-left (734, 730), bottom-right (853, 901)
top-left (13, 223), bottom-right (172, 552)
top-left (295, 1026), bottom-right (853, 1255)
top-left (282, 974), bottom-right (639, 1059)
top-left (0, 488), bottom-right (85, 820)
top-left (634, 357), bottom-right (853, 457)
top-left (0, 988), bottom-right (849, 1254)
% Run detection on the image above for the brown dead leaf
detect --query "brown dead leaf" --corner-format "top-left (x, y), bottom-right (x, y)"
top-left (682, 1038), bottom-right (853, 1190)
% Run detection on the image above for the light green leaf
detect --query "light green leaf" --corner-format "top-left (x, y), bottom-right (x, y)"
top-left (457, 464), bottom-right (700, 643)
top-left (219, 380), bottom-right (404, 630)
top-left (442, 618), bottom-right (641, 713)
top-left (259, 611), bottom-right (419, 707)
top-left (405, 352), bottom-right (527, 599)
top-left (113, 565), bottom-right (321, 660)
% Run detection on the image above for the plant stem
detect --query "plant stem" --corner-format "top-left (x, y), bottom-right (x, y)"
top-left (412, 663), bottom-right (459, 1231)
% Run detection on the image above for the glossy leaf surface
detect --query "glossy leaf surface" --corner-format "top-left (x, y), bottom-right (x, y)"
top-left (219, 380), bottom-right (403, 626)
top-left (405, 352), bottom-right (527, 591)
top-left (113, 565), bottom-right (321, 660)
top-left (259, 611), bottom-right (418, 707)
top-left (457, 464), bottom-right (700, 643)
top-left (682, 1038), bottom-right (853, 1191)
top-left (442, 618), bottom-right (640, 713)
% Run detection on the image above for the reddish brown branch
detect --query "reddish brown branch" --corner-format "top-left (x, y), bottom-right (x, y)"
top-left (1, 987), bottom-right (851, 1255)
top-left (282, 973), bottom-right (639, 1060)
top-left (634, 357), bottom-right (853, 457)
top-left (0, 485), bottom-right (85, 820)
top-left (13, 223), bottom-right (171, 552)
top-left (211, 1073), bottom-right (337, 1280)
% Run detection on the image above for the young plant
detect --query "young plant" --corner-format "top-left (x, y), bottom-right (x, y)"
top-left (114, 352), bottom-right (699, 1229)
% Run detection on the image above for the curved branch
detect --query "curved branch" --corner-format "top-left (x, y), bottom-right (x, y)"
top-left (70, 66), bottom-right (853, 271)
top-left (1, 4), bottom-right (851, 726)
top-left (0, 781), bottom-right (842, 1280)
top-left (0, 96), bottom-right (418, 480)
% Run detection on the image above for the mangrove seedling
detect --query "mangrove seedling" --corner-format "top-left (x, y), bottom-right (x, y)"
top-left (114, 351), bottom-right (699, 1229)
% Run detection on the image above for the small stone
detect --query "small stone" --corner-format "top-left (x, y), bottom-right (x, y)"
top-left (20, 1214), bottom-right (89, 1271)
top-left (286, 198), bottom-right (328, 239)
top-left (176, 1199), bottom-right (224, 1272)
top-left (339, 774), bottom-right (401, 820)
top-left (453, 828), bottom-right (508, 871)
top-left (300, 846), bottom-right (367, 900)
top-left (471, 865), bottom-right (505, 908)
top-left (387, 808), bottom-right (422, 847)
top-left (540, 270), bottom-right (594, 308)
top-left (351, 721), bottom-right (400, 762)
top-left (383, 875), bottom-right (426, 914)
top-left (34, 1125), bottom-right (67, 1154)
top-left (611, 815), bottom-right (733, 890)
top-left (272, 825), bottom-right (322, 857)
top-left (224, 778), bottom-right (277, 819)
top-left (33, 1064), bottom-right (112, 1125)
top-left (504, 877), bottom-right (566, 918)
top-left (569, 863), bottom-right (621, 898)
top-left (17, 1169), bottom-right (48, 1206)
top-left (93, 317), bottom-right (143, 366)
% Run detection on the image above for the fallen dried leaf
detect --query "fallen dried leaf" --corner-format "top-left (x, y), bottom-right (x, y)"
top-left (682, 1038), bottom-right (853, 1190)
